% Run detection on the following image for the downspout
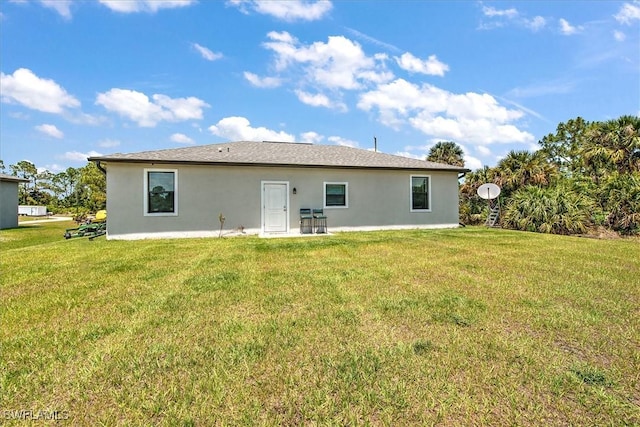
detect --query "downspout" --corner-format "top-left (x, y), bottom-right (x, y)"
top-left (92, 160), bottom-right (108, 237)
top-left (94, 160), bottom-right (107, 175)
top-left (457, 171), bottom-right (467, 227)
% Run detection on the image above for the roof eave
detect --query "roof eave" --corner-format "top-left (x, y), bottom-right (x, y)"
top-left (88, 157), bottom-right (469, 172)
top-left (0, 176), bottom-right (30, 183)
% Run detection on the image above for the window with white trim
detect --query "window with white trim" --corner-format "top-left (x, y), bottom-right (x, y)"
top-left (411, 175), bottom-right (430, 211)
top-left (144, 169), bottom-right (178, 216)
top-left (324, 182), bottom-right (348, 208)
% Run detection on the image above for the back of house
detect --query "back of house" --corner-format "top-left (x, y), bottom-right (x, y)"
top-left (88, 141), bottom-right (468, 240)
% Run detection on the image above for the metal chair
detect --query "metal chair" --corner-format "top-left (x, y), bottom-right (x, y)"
top-left (313, 208), bottom-right (327, 234)
top-left (300, 208), bottom-right (313, 234)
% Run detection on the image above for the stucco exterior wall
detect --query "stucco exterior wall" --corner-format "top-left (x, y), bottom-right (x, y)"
top-left (0, 180), bottom-right (20, 230)
top-left (105, 163), bottom-right (460, 239)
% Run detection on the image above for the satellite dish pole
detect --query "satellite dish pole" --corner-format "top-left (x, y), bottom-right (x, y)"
top-left (477, 183), bottom-right (501, 227)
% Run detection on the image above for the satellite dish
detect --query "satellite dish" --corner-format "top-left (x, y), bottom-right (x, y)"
top-left (477, 183), bottom-right (501, 200)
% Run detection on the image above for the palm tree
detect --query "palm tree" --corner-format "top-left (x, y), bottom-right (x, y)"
top-left (583, 115), bottom-right (640, 176)
top-left (599, 171), bottom-right (640, 235)
top-left (460, 165), bottom-right (494, 199)
top-left (459, 165), bottom-right (497, 225)
top-left (493, 150), bottom-right (558, 196)
top-left (502, 184), bottom-right (594, 235)
top-left (426, 141), bottom-right (465, 167)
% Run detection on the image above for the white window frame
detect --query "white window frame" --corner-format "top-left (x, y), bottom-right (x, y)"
top-left (144, 168), bottom-right (178, 217)
top-left (324, 182), bottom-right (349, 209)
top-left (410, 175), bottom-right (431, 212)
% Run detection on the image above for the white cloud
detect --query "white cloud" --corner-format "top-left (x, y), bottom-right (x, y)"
top-left (295, 90), bottom-right (331, 108)
top-left (328, 136), bottom-right (359, 147)
top-left (358, 78), bottom-right (533, 145)
top-left (403, 141), bottom-right (482, 169)
top-left (495, 95), bottom-right (547, 121)
top-left (244, 72), bottom-right (282, 88)
top-left (344, 27), bottom-right (402, 54)
top-left (295, 90), bottom-right (347, 111)
top-left (208, 116), bottom-right (295, 142)
top-left (60, 151), bottom-right (102, 162)
top-left (262, 31), bottom-right (393, 90)
top-left (613, 30), bottom-right (626, 41)
top-left (614, 2), bottom-right (640, 24)
top-left (228, 0), bottom-right (332, 21)
top-left (40, 0), bottom-right (72, 19)
top-left (66, 111), bottom-right (107, 126)
top-left (524, 16), bottom-right (546, 31)
top-left (35, 123), bottom-right (64, 139)
top-left (153, 94), bottom-right (208, 121)
top-left (527, 142), bottom-right (541, 152)
top-left (506, 80), bottom-right (575, 98)
top-left (402, 144), bottom-right (431, 152)
top-left (99, 0), bottom-right (196, 13)
top-left (477, 21), bottom-right (505, 31)
top-left (192, 43), bottom-right (223, 61)
top-left (476, 145), bottom-right (491, 156)
top-left (559, 18), bottom-right (582, 35)
top-left (98, 138), bottom-right (121, 148)
top-left (255, 31), bottom-right (396, 111)
top-left (0, 68), bottom-right (80, 113)
top-left (299, 131), bottom-right (323, 144)
top-left (395, 53), bottom-right (449, 76)
top-left (479, 4), bottom-right (547, 33)
top-left (409, 115), bottom-right (532, 145)
top-left (463, 154), bottom-right (482, 170)
top-left (42, 164), bottom-right (65, 173)
top-left (170, 133), bottom-right (195, 144)
top-left (482, 5), bottom-right (518, 18)
top-left (95, 88), bottom-right (209, 127)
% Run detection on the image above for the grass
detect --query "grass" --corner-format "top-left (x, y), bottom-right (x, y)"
top-left (1, 221), bottom-right (639, 425)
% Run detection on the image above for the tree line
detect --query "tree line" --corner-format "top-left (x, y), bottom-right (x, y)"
top-left (428, 115), bottom-right (639, 236)
top-left (1, 160), bottom-right (106, 214)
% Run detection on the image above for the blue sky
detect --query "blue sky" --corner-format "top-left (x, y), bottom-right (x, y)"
top-left (1, 0), bottom-right (639, 173)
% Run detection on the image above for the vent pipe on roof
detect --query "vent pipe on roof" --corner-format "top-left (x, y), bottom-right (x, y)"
top-left (374, 136), bottom-right (377, 153)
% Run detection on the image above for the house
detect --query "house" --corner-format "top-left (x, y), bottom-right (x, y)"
top-left (88, 141), bottom-right (469, 240)
top-left (0, 173), bottom-right (30, 230)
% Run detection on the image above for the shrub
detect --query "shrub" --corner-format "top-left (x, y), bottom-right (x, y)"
top-left (599, 172), bottom-right (640, 235)
top-left (502, 185), bottom-right (595, 235)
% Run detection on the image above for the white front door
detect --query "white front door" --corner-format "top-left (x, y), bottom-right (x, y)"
top-left (263, 182), bottom-right (288, 233)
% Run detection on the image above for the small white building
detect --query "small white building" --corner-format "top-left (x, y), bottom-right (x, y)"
top-left (0, 173), bottom-right (30, 230)
top-left (18, 205), bottom-right (48, 216)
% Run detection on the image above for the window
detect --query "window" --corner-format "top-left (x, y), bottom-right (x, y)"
top-left (324, 182), bottom-right (348, 208)
top-left (144, 169), bottom-right (177, 215)
top-left (411, 175), bottom-right (430, 211)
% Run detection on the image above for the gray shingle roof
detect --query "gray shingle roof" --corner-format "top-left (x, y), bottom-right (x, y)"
top-left (89, 141), bottom-right (469, 172)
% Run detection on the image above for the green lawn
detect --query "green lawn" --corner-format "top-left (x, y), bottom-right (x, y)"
top-left (1, 221), bottom-right (639, 426)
